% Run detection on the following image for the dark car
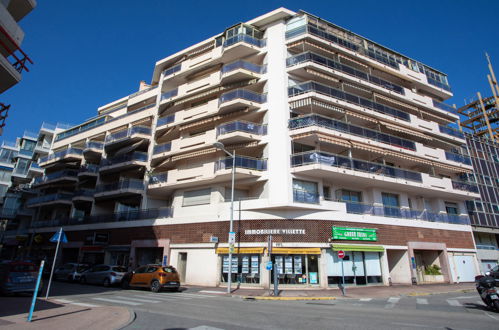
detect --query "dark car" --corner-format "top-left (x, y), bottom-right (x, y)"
top-left (0, 261), bottom-right (41, 295)
top-left (122, 264), bottom-right (180, 292)
top-left (54, 263), bottom-right (91, 282)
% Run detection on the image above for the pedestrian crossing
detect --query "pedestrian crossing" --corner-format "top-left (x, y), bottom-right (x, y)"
top-left (90, 292), bottom-right (213, 307)
top-left (331, 295), bottom-right (482, 310)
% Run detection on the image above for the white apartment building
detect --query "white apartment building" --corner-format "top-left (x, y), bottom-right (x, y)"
top-left (26, 8), bottom-right (480, 288)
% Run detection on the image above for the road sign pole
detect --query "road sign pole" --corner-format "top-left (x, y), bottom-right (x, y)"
top-left (27, 260), bottom-right (44, 322)
top-left (45, 227), bottom-right (62, 300)
top-left (341, 258), bottom-right (346, 296)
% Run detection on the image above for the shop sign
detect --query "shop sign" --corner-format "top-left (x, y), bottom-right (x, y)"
top-left (332, 227), bottom-right (377, 241)
top-left (244, 229), bottom-right (306, 235)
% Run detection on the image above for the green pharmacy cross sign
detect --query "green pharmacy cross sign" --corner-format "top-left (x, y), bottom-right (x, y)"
top-left (332, 227), bottom-right (377, 241)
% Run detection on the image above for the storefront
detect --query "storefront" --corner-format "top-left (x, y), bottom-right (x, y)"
top-left (217, 247), bottom-right (264, 284)
top-left (270, 248), bottom-right (321, 285)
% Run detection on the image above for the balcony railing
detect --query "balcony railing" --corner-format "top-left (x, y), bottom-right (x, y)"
top-left (129, 86), bottom-right (157, 98)
top-left (221, 60), bottom-right (266, 75)
top-left (149, 173), bottom-right (168, 185)
top-left (343, 201), bottom-right (470, 225)
top-left (85, 141), bottom-right (104, 150)
top-left (34, 169), bottom-right (78, 185)
top-left (475, 244), bottom-right (499, 250)
top-left (293, 189), bottom-right (319, 204)
top-left (291, 151), bottom-right (422, 182)
top-left (287, 52), bottom-right (405, 95)
top-left (95, 178), bottom-right (145, 193)
top-left (73, 189), bottom-right (95, 198)
top-left (288, 81), bottom-right (410, 122)
top-left (451, 180), bottom-right (479, 193)
top-left (0, 25), bottom-right (33, 74)
top-left (26, 193), bottom-right (73, 207)
top-left (438, 125), bottom-right (464, 139)
top-left (223, 33), bottom-right (266, 48)
top-left (426, 75), bottom-right (452, 92)
top-left (30, 208), bottom-right (172, 228)
top-left (219, 89), bottom-right (267, 105)
top-left (100, 152), bottom-right (148, 167)
top-left (432, 99), bottom-right (455, 113)
top-left (445, 151), bottom-right (472, 165)
top-left (289, 114), bottom-right (415, 150)
top-left (215, 156), bottom-right (267, 171)
top-left (153, 143), bottom-right (172, 154)
top-left (79, 163), bottom-right (100, 174)
top-left (160, 88), bottom-right (178, 101)
top-left (157, 114), bottom-right (175, 127)
top-left (39, 148), bottom-right (83, 164)
top-left (105, 126), bottom-right (151, 144)
top-left (163, 64), bottom-right (181, 77)
top-left (12, 167), bottom-right (29, 176)
top-left (216, 121), bottom-right (267, 137)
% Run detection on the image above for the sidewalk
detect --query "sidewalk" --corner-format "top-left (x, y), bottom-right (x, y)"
top-left (0, 296), bottom-right (131, 330)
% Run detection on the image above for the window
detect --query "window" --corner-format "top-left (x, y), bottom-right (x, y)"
top-left (337, 189), bottom-right (362, 203)
top-left (293, 179), bottom-right (318, 203)
top-left (224, 188), bottom-right (248, 201)
top-left (382, 192), bottom-right (400, 217)
top-left (323, 186), bottom-right (331, 200)
top-left (445, 202), bottom-right (459, 215)
top-left (183, 188), bottom-right (211, 206)
top-left (134, 266), bottom-right (147, 274)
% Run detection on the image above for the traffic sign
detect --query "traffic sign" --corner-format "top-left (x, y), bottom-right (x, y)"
top-left (338, 250), bottom-right (345, 259)
top-left (266, 261), bottom-right (273, 270)
top-left (228, 232), bottom-right (236, 244)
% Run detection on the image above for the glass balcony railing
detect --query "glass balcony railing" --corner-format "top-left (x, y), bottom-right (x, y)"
top-left (343, 201), bottom-right (470, 225)
top-left (438, 125), bottom-right (464, 139)
top-left (215, 156), bottom-right (267, 171)
top-left (79, 163), bottom-right (100, 174)
top-left (12, 167), bottom-right (29, 176)
top-left (95, 178), bottom-right (145, 193)
top-left (216, 121), bottom-right (267, 137)
top-left (29, 163), bottom-right (41, 170)
top-left (23, 130), bottom-right (38, 140)
top-left (293, 189), bottom-right (319, 204)
top-left (445, 151), bottom-right (472, 165)
top-left (221, 60), bottom-right (266, 75)
top-left (100, 152), bottom-right (148, 167)
top-left (451, 180), bottom-right (479, 193)
top-left (160, 88), bottom-right (178, 101)
top-left (18, 149), bottom-right (33, 157)
top-left (34, 169), bottom-right (78, 185)
top-left (291, 151), bottom-right (422, 182)
top-left (157, 114), bottom-right (175, 127)
top-left (39, 148), bottom-right (83, 164)
top-left (223, 33), bottom-right (266, 48)
top-left (288, 81), bottom-right (410, 122)
top-left (426, 75), bottom-right (452, 92)
top-left (476, 244), bottom-right (499, 250)
top-left (163, 64), bottom-right (181, 77)
top-left (432, 99), bottom-right (455, 113)
top-left (26, 193), bottom-right (73, 207)
top-left (289, 114), bottom-right (416, 150)
top-left (73, 189), bottom-right (95, 198)
top-left (153, 143), bottom-right (172, 154)
top-left (287, 52), bottom-right (405, 95)
top-left (85, 141), bottom-right (104, 150)
top-left (105, 126), bottom-right (151, 144)
top-left (149, 173), bottom-right (168, 185)
top-left (219, 89), bottom-right (267, 105)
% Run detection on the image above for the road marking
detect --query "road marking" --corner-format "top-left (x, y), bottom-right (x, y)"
top-left (416, 298), bottom-right (428, 305)
top-left (484, 311), bottom-right (499, 320)
top-left (454, 295), bottom-right (477, 299)
top-left (133, 294), bottom-right (192, 300)
top-left (387, 297), bottom-right (400, 304)
top-left (170, 293), bottom-right (212, 298)
top-left (391, 322), bottom-right (431, 328)
top-left (199, 290), bottom-right (226, 294)
top-left (447, 299), bottom-right (462, 307)
top-left (189, 326), bottom-right (224, 330)
top-left (72, 302), bottom-right (100, 308)
top-left (476, 300), bottom-right (484, 305)
top-left (114, 295), bottom-right (162, 303)
top-left (359, 298), bottom-right (372, 302)
top-left (92, 297), bottom-right (142, 306)
top-left (54, 299), bottom-right (74, 304)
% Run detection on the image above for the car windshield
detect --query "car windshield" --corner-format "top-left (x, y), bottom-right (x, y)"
top-left (162, 267), bottom-right (177, 273)
top-left (11, 264), bottom-right (36, 272)
top-left (112, 266), bottom-right (127, 272)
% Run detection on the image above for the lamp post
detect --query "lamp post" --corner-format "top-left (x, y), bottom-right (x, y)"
top-left (213, 142), bottom-right (235, 294)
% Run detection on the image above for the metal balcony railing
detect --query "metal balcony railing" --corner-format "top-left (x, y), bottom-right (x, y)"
top-left (105, 126), bottom-right (151, 144)
top-left (153, 143), bottom-right (171, 154)
top-left (34, 169), bottom-right (78, 185)
top-left (451, 180), bottom-right (479, 193)
top-left (100, 152), bottom-right (148, 167)
top-left (223, 33), bottom-right (266, 48)
top-left (95, 178), bottom-right (145, 193)
top-left (215, 155), bottom-right (267, 171)
top-left (216, 121), bottom-right (267, 136)
top-left (26, 193), bottom-right (73, 207)
top-left (39, 148), bottom-right (83, 164)
top-left (219, 89), bottom-right (267, 105)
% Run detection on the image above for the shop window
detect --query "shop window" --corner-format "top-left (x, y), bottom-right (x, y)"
top-left (382, 192), bottom-right (400, 217)
top-left (183, 188), bottom-right (211, 206)
top-left (445, 202), bottom-right (459, 215)
top-left (326, 251), bottom-right (382, 285)
top-left (270, 254), bottom-right (320, 285)
top-left (221, 254), bottom-right (260, 284)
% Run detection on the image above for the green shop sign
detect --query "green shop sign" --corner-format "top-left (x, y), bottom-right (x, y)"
top-left (332, 227), bottom-right (377, 241)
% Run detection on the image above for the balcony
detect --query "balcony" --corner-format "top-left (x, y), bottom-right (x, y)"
top-left (289, 115), bottom-right (416, 150)
top-left (26, 193), bottom-right (73, 208)
top-left (216, 121), bottom-right (267, 144)
top-left (220, 60), bottom-right (266, 84)
top-left (163, 64), bottom-right (181, 78)
top-left (104, 126), bottom-right (151, 150)
top-left (99, 152), bottom-right (148, 174)
top-left (432, 99), bottom-right (455, 113)
top-left (72, 189), bottom-right (95, 203)
top-left (33, 169), bottom-right (78, 187)
top-left (438, 125), bottom-right (464, 140)
top-left (30, 208), bottom-right (172, 229)
top-left (218, 89), bottom-right (266, 113)
top-left (34, 141), bottom-right (51, 154)
top-left (39, 148), bottom-right (83, 166)
top-left (160, 88), bottom-right (178, 102)
top-left (28, 163), bottom-right (43, 176)
top-left (11, 167), bottom-right (29, 180)
top-left (451, 180), bottom-right (479, 194)
top-left (83, 141), bottom-right (104, 157)
top-left (289, 81), bottom-right (410, 122)
top-left (222, 33), bottom-right (265, 58)
top-left (78, 163), bottom-right (99, 178)
top-left (343, 201), bottom-right (470, 225)
top-left (156, 114), bottom-right (175, 129)
top-left (148, 172), bottom-right (168, 185)
top-left (287, 52), bottom-right (405, 95)
top-left (94, 178), bottom-right (145, 200)
top-left (445, 152), bottom-right (472, 166)
top-left (153, 143), bottom-right (171, 155)
top-left (16, 148), bottom-right (33, 159)
top-left (215, 156), bottom-right (267, 172)
top-left (0, 25), bottom-right (33, 93)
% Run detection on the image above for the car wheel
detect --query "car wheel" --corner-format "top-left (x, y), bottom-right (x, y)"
top-left (80, 276), bottom-right (86, 284)
top-left (150, 280), bottom-right (161, 293)
top-left (103, 278), bottom-right (111, 287)
top-left (121, 280), bottom-right (130, 290)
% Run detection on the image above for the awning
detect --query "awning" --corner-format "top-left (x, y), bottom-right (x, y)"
top-left (332, 244), bottom-right (384, 252)
top-left (343, 82), bottom-right (371, 94)
top-left (350, 141), bottom-right (385, 154)
top-left (216, 247), bottom-right (265, 254)
top-left (431, 161), bottom-right (473, 173)
top-left (287, 40), bottom-right (336, 56)
top-left (171, 148), bottom-right (216, 162)
top-left (113, 140), bottom-right (145, 157)
top-left (317, 134), bottom-right (351, 148)
top-left (305, 68), bottom-right (339, 83)
top-left (338, 54), bottom-right (369, 69)
top-left (271, 247), bottom-right (321, 255)
top-left (384, 150), bottom-right (433, 165)
top-left (381, 122), bottom-right (431, 141)
top-left (345, 110), bottom-right (377, 123)
top-left (374, 93), bottom-right (418, 112)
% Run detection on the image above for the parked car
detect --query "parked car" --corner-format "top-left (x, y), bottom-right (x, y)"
top-left (54, 263), bottom-right (91, 282)
top-left (486, 264), bottom-right (499, 285)
top-left (79, 264), bottom-right (126, 287)
top-left (121, 264), bottom-right (180, 292)
top-left (0, 261), bottom-right (41, 295)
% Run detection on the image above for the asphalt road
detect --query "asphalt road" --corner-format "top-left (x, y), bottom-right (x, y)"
top-left (45, 281), bottom-right (499, 330)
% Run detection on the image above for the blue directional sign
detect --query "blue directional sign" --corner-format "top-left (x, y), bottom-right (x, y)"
top-left (266, 261), bottom-right (273, 270)
top-left (49, 229), bottom-right (68, 243)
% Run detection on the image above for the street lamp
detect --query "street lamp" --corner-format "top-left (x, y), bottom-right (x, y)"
top-left (213, 141), bottom-right (235, 294)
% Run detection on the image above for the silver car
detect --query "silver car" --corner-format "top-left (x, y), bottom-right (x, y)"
top-left (54, 263), bottom-right (90, 282)
top-left (79, 264), bottom-right (126, 287)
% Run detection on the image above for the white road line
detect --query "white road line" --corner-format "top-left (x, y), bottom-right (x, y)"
top-left (476, 300), bottom-right (484, 305)
top-left (484, 311), bottom-right (499, 320)
top-left (447, 299), bottom-right (462, 307)
top-left (199, 290), bottom-right (226, 294)
top-left (168, 293), bottom-right (212, 298)
top-left (454, 295), bottom-right (477, 299)
top-left (114, 295), bottom-right (162, 303)
top-left (72, 302), bottom-right (100, 308)
top-left (359, 298), bottom-right (372, 302)
top-left (387, 297), bottom-right (400, 304)
top-left (189, 326), bottom-right (224, 330)
top-left (133, 294), bottom-right (192, 300)
top-left (92, 297), bottom-right (142, 306)
top-left (416, 298), bottom-right (428, 305)
top-left (54, 299), bottom-right (74, 304)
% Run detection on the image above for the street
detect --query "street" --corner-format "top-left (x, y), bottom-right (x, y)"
top-left (34, 281), bottom-right (499, 329)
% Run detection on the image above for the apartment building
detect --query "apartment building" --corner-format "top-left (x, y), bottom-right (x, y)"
top-left (26, 8), bottom-right (480, 287)
top-left (0, 0), bottom-right (36, 133)
top-left (0, 122), bottom-right (65, 259)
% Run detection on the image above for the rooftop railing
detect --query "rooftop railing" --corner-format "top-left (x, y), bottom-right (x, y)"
top-left (445, 151), bottom-right (472, 165)
top-left (438, 125), bottom-right (464, 139)
top-left (157, 114), bottom-right (175, 127)
top-left (289, 114), bottom-right (415, 150)
top-left (223, 33), bottom-right (266, 48)
top-left (39, 148), bottom-right (83, 164)
top-left (219, 89), bottom-right (267, 105)
top-left (215, 155), bottom-right (267, 171)
top-left (149, 173), bottom-right (168, 185)
top-left (451, 180), bottom-right (479, 193)
top-left (221, 60), bottom-right (266, 75)
top-left (216, 121), bottom-right (267, 137)
top-left (105, 126), bottom-right (151, 144)
top-left (26, 193), bottom-right (73, 207)
top-left (100, 152), bottom-right (148, 167)
top-left (432, 99), bottom-right (455, 113)
top-left (287, 52), bottom-right (405, 95)
top-left (291, 151), bottom-right (422, 182)
top-left (95, 178), bottom-right (145, 194)
top-left (288, 81), bottom-right (410, 122)
top-left (129, 86), bottom-right (157, 98)
top-left (160, 88), bottom-right (178, 101)
top-left (153, 143), bottom-right (172, 154)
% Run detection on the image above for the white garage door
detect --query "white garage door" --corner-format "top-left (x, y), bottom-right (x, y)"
top-left (454, 255), bottom-right (476, 282)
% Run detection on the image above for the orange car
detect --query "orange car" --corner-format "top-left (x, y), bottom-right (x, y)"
top-left (121, 264), bottom-right (180, 292)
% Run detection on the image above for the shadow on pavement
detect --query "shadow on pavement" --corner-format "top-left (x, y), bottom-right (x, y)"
top-left (0, 296), bottom-right (62, 318)
top-left (30, 308), bottom-right (90, 322)
top-left (463, 302), bottom-right (496, 312)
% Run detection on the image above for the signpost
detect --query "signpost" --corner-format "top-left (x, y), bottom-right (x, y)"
top-left (27, 260), bottom-right (44, 322)
top-left (162, 255), bottom-right (168, 266)
top-left (338, 250), bottom-right (346, 296)
top-left (45, 228), bottom-right (67, 300)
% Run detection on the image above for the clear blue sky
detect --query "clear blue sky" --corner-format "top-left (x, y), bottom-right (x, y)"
top-left (2, 0), bottom-right (499, 142)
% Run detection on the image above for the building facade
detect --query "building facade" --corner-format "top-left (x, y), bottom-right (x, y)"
top-left (24, 8), bottom-right (480, 287)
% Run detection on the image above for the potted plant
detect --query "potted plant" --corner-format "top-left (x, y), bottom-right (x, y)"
top-left (423, 264), bottom-right (444, 282)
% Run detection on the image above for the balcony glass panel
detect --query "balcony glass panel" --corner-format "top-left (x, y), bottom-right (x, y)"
top-left (216, 121), bottom-right (267, 136)
top-left (432, 99), bottom-right (454, 113)
top-left (438, 125), bottom-right (464, 139)
top-left (95, 179), bottom-right (145, 193)
top-left (219, 89), bottom-right (267, 104)
top-left (221, 60), bottom-right (266, 74)
top-left (445, 152), bottom-right (471, 165)
top-left (215, 156), bottom-right (267, 171)
top-left (426, 75), bottom-right (452, 92)
top-left (149, 173), bottom-right (168, 184)
top-left (451, 180), bottom-right (479, 193)
top-left (101, 152), bottom-right (148, 166)
top-left (105, 126), bottom-right (151, 144)
top-left (288, 81), bottom-right (410, 121)
top-left (153, 143), bottom-right (172, 154)
top-left (223, 33), bottom-right (265, 48)
top-left (293, 189), bottom-right (319, 204)
top-left (85, 141), bottom-right (104, 150)
top-left (157, 114), bottom-right (175, 127)
top-left (289, 115), bottom-right (415, 150)
top-left (163, 64), bottom-right (181, 77)
top-left (79, 163), bottom-right (100, 173)
top-left (160, 88), bottom-right (178, 100)
top-left (39, 148), bottom-right (83, 164)
top-left (73, 189), bottom-right (95, 197)
top-left (26, 193), bottom-right (73, 207)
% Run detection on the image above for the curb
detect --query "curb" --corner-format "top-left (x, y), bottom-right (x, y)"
top-left (242, 296), bottom-right (336, 301)
top-left (117, 307), bottom-right (136, 330)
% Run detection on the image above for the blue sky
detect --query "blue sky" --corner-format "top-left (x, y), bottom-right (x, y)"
top-left (2, 0), bottom-right (499, 142)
